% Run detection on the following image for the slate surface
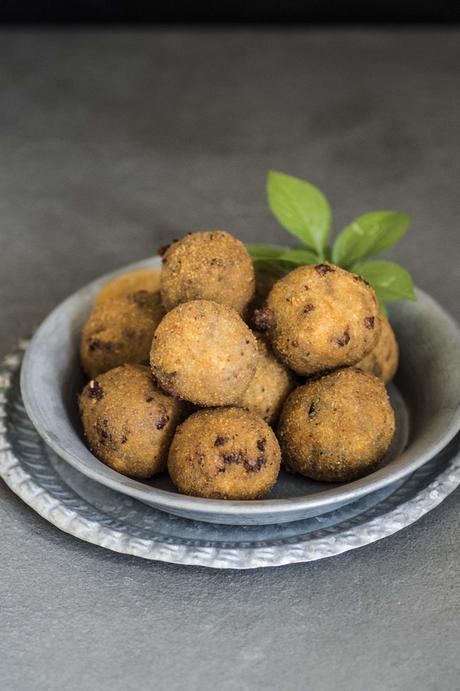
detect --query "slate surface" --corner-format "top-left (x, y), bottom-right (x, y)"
top-left (0, 29), bottom-right (458, 691)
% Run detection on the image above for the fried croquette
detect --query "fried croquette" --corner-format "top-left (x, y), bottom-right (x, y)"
top-left (253, 262), bottom-right (379, 376)
top-left (168, 407), bottom-right (281, 499)
top-left (150, 300), bottom-right (258, 406)
top-left (96, 268), bottom-right (161, 305)
top-left (278, 367), bottom-right (395, 482)
top-left (79, 364), bottom-right (185, 479)
top-left (239, 335), bottom-right (296, 425)
top-left (160, 231), bottom-right (255, 315)
top-left (81, 291), bottom-right (165, 379)
top-left (355, 314), bottom-right (399, 383)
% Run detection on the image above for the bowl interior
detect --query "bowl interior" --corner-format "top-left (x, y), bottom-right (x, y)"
top-left (20, 257), bottom-right (460, 524)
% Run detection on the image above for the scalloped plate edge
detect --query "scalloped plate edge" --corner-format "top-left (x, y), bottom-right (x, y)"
top-left (1, 342), bottom-right (460, 569)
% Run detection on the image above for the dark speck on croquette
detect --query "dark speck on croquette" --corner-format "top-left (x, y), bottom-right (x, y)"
top-left (87, 379), bottom-right (104, 400)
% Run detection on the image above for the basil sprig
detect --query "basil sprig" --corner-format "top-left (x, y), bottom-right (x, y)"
top-left (248, 170), bottom-right (416, 311)
top-left (267, 171), bottom-right (331, 258)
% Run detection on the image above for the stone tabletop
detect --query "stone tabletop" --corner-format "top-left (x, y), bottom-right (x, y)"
top-left (0, 29), bottom-right (459, 691)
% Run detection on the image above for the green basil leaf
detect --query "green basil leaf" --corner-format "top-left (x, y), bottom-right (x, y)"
top-left (332, 211), bottom-right (411, 267)
top-left (279, 247), bottom-right (319, 265)
top-left (352, 260), bottom-right (416, 302)
top-left (246, 244), bottom-right (288, 260)
top-left (267, 171), bottom-right (331, 255)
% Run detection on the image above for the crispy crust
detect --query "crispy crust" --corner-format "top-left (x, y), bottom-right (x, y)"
top-left (79, 364), bottom-right (185, 479)
top-left (239, 335), bottom-right (297, 425)
top-left (278, 368), bottom-right (395, 482)
top-left (150, 300), bottom-right (258, 406)
top-left (96, 269), bottom-right (161, 305)
top-left (355, 314), bottom-right (399, 383)
top-left (160, 231), bottom-right (255, 315)
top-left (80, 291), bottom-right (165, 379)
top-left (168, 407), bottom-right (281, 499)
top-left (259, 263), bottom-right (380, 376)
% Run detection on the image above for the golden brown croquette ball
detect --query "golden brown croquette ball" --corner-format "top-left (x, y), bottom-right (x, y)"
top-left (160, 231), bottom-right (255, 315)
top-left (355, 314), bottom-right (399, 383)
top-left (150, 300), bottom-right (258, 406)
top-left (81, 291), bottom-right (165, 379)
top-left (96, 268), bottom-right (161, 305)
top-left (168, 407), bottom-right (281, 499)
top-left (278, 368), bottom-right (395, 483)
top-left (239, 335), bottom-right (297, 425)
top-left (79, 364), bottom-right (185, 479)
top-left (253, 262), bottom-right (379, 376)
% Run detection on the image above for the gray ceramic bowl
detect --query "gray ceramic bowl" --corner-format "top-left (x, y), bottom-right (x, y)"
top-left (21, 257), bottom-right (460, 525)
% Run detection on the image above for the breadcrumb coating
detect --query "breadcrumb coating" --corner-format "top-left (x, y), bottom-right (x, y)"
top-left (150, 300), bottom-right (258, 406)
top-left (168, 407), bottom-right (281, 499)
top-left (96, 268), bottom-right (161, 305)
top-left (79, 364), bottom-right (185, 479)
top-left (239, 335), bottom-right (296, 425)
top-left (355, 314), bottom-right (399, 383)
top-left (160, 231), bottom-right (255, 315)
top-left (253, 262), bottom-right (380, 376)
top-left (81, 291), bottom-right (165, 379)
top-left (278, 367), bottom-right (395, 482)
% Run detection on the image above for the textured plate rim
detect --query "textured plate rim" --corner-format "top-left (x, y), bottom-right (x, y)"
top-left (3, 342), bottom-right (460, 568)
top-left (19, 257), bottom-right (460, 523)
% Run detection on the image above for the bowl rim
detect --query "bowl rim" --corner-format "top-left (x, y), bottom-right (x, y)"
top-left (20, 257), bottom-right (460, 520)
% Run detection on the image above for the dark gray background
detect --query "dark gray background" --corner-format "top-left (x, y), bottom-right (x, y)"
top-left (0, 30), bottom-right (459, 691)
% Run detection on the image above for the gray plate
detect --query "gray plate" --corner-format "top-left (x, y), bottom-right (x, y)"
top-left (20, 257), bottom-right (460, 525)
top-left (2, 343), bottom-right (460, 569)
